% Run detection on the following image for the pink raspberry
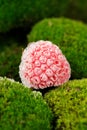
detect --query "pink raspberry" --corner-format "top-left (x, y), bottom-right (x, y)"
top-left (19, 40), bottom-right (71, 89)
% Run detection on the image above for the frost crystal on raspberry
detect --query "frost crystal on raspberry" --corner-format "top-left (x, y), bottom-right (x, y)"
top-left (19, 40), bottom-right (71, 89)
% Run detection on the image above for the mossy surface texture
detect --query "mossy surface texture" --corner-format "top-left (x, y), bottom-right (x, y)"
top-left (0, 77), bottom-right (53, 130)
top-left (29, 18), bottom-right (87, 79)
top-left (44, 79), bottom-right (87, 130)
top-left (66, 0), bottom-right (87, 22)
top-left (0, 0), bottom-right (68, 32)
top-left (1, 0), bottom-right (87, 32)
top-left (0, 44), bottom-right (22, 81)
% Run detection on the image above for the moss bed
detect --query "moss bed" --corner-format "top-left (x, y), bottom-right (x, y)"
top-left (0, 44), bottom-right (23, 81)
top-left (0, 77), bottom-right (53, 130)
top-left (0, 0), bottom-right (68, 32)
top-left (1, 0), bottom-right (87, 32)
top-left (44, 78), bottom-right (87, 130)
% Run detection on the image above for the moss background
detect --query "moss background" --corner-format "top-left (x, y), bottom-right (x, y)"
top-left (0, 0), bottom-right (69, 32)
top-left (0, 0), bottom-right (87, 129)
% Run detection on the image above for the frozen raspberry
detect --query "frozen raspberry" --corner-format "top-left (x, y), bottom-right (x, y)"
top-left (19, 40), bottom-right (71, 89)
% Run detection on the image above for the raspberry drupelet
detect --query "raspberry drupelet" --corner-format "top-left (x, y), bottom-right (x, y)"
top-left (19, 40), bottom-right (71, 89)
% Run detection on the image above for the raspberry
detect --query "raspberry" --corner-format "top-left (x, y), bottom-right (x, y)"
top-left (19, 40), bottom-right (71, 89)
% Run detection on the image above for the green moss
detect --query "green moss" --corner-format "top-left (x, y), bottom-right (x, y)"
top-left (44, 79), bottom-right (87, 130)
top-left (0, 44), bottom-right (23, 81)
top-left (1, 0), bottom-right (87, 32)
top-left (66, 0), bottom-right (87, 22)
top-left (28, 18), bottom-right (87, 79)
top-left (0, 77), bottom-right (53, 130)
top-left (0, 0), bottom-right (68, 32)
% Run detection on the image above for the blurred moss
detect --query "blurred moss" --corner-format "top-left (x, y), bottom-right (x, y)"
top-left (0, 44), bottom-right (23, 81)
top-left (1, 0), bottom-right (87, 32)
top-left (0, 0), bottom-right (69, 32)
top-left (66, 0), bottom-right (87, 23)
